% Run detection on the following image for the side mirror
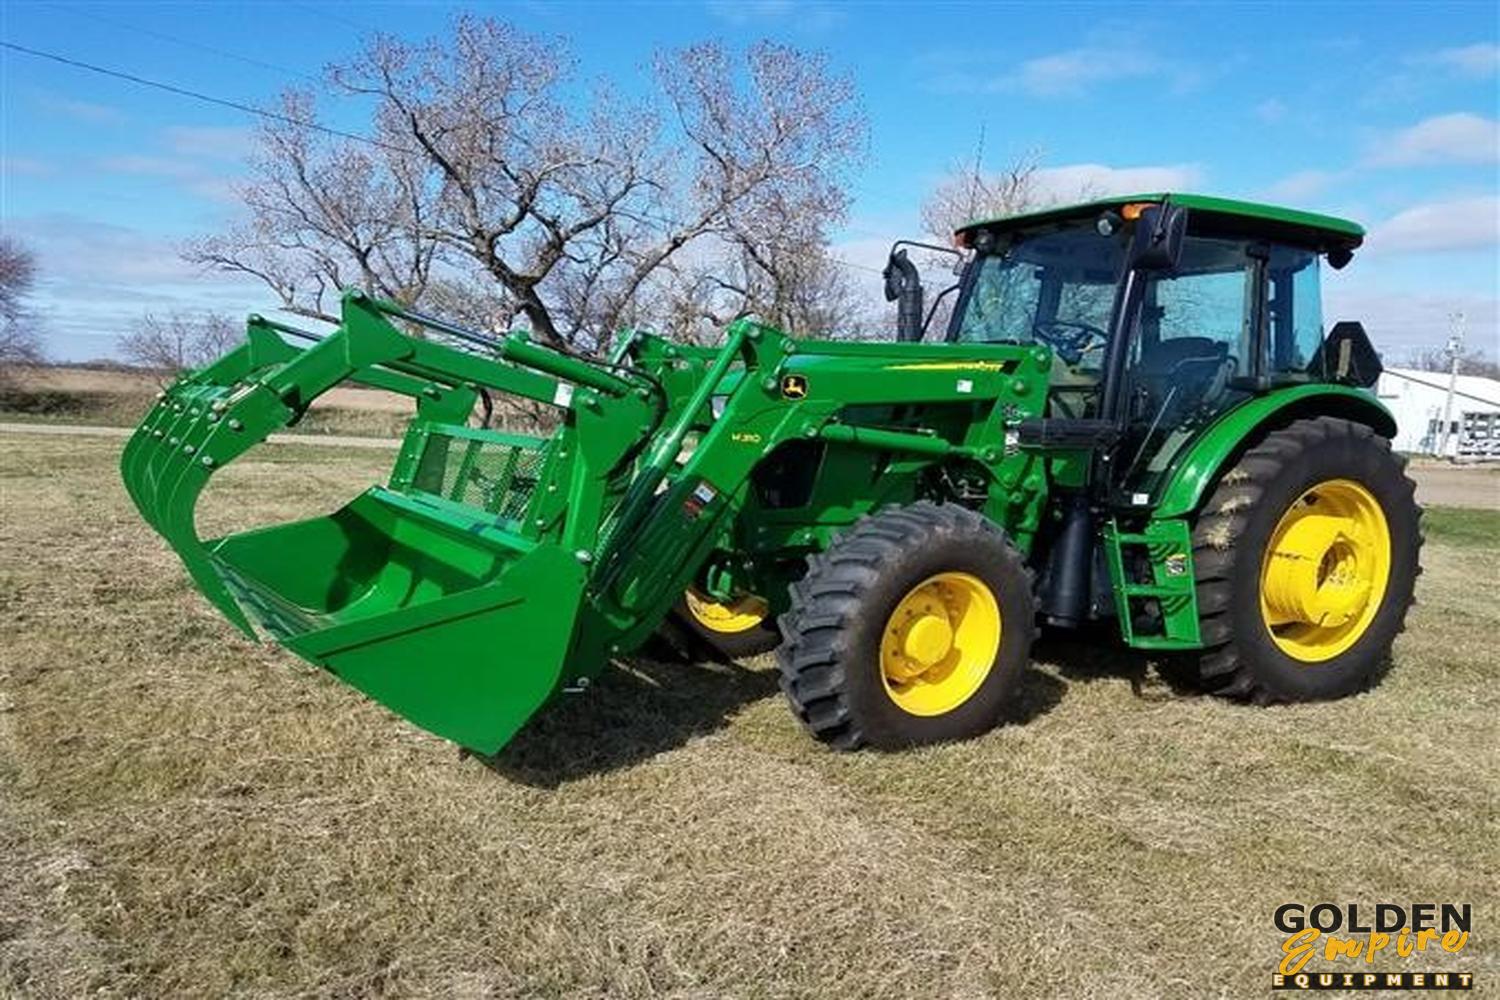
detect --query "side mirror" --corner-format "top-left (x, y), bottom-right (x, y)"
top-left (1310, 321), bottom-right (1382, 388)
top-left (883, 247), bottom-right (925, 342)
top-left (883, 247), bottom-right (916, 301)
top-left (1129, 204), bottom-right (1188, 272)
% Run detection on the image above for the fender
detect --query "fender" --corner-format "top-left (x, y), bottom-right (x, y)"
top-left (1152, 384), bottom-right (1397, 519)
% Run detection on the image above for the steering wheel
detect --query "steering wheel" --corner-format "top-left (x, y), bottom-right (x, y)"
top-left (1033, 320), bottom-right (1109, 365)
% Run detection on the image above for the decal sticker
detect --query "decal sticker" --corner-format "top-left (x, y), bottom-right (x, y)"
top-left (886, 360), bottom-right (1015, 372)
top-left (683, 479), bottom-right (720, 519)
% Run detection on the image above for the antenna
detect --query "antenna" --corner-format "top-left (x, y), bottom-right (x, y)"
top-left (1437, 311), bottom-right (1465, 458)
top-left (964, 123), bottom-right (987, 221)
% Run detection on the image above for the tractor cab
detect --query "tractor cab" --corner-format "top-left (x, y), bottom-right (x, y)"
top-left (935, 194), bottom-right (1375, 505)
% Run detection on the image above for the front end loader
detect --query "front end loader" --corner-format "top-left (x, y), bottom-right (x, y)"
top-left (123, 193), bottom-right (1421, 754)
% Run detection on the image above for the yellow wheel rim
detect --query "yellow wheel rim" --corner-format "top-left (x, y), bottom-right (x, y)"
top-left (879, 572), bottom-right (1001, 716)
top-left (1259, 479), bottom-right (1392, 663)
top-left (684, 589), bottom-right (769, 635)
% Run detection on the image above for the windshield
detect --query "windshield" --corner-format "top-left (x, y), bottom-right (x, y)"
top-left (947, 228), bottom-right (1127, 361)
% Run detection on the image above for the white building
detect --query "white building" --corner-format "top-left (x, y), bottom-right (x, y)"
top-left (1375, 366), bottom-right (1500, 459)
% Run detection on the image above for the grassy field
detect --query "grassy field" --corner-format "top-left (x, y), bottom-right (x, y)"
top-left (1, 433), bottom-right (1496, 998)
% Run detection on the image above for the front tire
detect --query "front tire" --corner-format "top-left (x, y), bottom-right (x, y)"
top-left (1191, 417), bottom-right (1421, 703)
top-left (777, 502), bottom-right (1035, 750)
top-left (675, 589), bottom-right (782, 659)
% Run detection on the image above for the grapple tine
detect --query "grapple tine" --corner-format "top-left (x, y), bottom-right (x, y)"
top-left (122, 328), bottom-right (303, 530)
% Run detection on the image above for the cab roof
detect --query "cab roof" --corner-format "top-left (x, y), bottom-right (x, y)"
top-left (956, 193), bottom-right (1364, 252)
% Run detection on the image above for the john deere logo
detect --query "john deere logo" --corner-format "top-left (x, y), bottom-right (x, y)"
top-left (780, 374), bottom-right (808, 400)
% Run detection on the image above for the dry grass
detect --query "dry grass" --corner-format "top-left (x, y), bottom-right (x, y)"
top-left (0, 366), bottom-right (548, 439)
top-left (1, 434), bottom-right (1496, 999)
top-left (0, 379), bottom-right (410, 440)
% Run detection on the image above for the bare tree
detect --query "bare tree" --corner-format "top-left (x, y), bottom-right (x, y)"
top-left (119, 312), bottom-right (241, 375)
top-left (921, 151), bottom-right (1044, 242)
top-left (650, 239), bottom-right (871, 343)
top-left (189, 17), bottom-right (864, 352)
top-left (915, 152), bottom-right (1124, 339)
top-left (0, 236), bottom-right (43, 368)
top-left (1400, 344), bottom-right (1500, 381)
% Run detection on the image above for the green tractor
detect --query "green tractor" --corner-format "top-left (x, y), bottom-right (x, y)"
top-left (121, 193), bottom-right (1420, 754)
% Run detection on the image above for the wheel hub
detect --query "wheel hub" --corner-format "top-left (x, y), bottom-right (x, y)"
top-left (1259, 479), bottom-right (1391, 663)
top-left (903, 613), bottom-right (955, 668)
top-left (879, 572), bottom-right (1001, 716)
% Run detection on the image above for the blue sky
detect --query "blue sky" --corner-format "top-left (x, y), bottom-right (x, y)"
top-left (2, 0), bottom-right (1497, 361)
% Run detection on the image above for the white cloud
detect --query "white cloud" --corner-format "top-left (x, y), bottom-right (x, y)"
top-left (1364, 112), bottom-right (1500, 166)
top-left (5, 213), bottom-right (250, 287)
top-left (1255, 98), bottom-right (1288, 124)
top-left (164, 125), bottom-right (256, 160)
top-left (705, 0), bottom-right (791, 21)
top-left (97, 155), bottom-right (202, 179)
top-left (1428, 43), bottom-right (1500, 78)
top-left (924, 47), bottom-right (1191, 98)
top-left (1325, 284), bottom-right (1498, 357)
top-left (1032, 163), bottom-right (1205, 200)
top-left (704, 0), bottom-right (842, 30)
top-left (0, 155), bottom-right (52, 177)
top-left (1011, 48), bottom-right (1161, 97)
top-left (3, 213), bottom-right (267, 360)
top-left (1260, 169), bottom-right (1340, 203)
top-left (96, 147), bottom-right (244, 203)
top-left (1365, 197), bottom-right (1500, 254)
top-left (34, 94), bottom-right (127, 124)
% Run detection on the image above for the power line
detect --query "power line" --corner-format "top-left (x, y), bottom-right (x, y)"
top-left (0, 40), bottom-right (413, 154)
top-left (42, 3), bottom-right (323, 84)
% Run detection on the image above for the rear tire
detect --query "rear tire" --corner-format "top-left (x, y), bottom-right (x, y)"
top-left (777, 501), bottom-right (1035, 750)
top-left (1190, 417), bottom-right (1421, 703)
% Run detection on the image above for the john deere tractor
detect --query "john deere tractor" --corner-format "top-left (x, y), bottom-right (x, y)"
top-left (122, 194), bottom-right (1420, 753)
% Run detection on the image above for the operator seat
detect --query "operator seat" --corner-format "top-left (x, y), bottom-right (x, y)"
top-left (1133, 336), bottom-right (1233, 423)
top-left (1046, 355), bottom-right (1100, 418)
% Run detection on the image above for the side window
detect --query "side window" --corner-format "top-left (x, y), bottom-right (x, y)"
top-left (1117, 237), bottom-right (1256, 497)
top-left (1140, 239), bottom-right (1253, 377)
top-left (1268, 247), bottom-right (1323, 375)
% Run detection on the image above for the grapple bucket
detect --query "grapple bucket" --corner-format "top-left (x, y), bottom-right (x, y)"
top-left (208, 492), bottom-right (585, 753)
top-left (120, 291), bottom-right (646, 753)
